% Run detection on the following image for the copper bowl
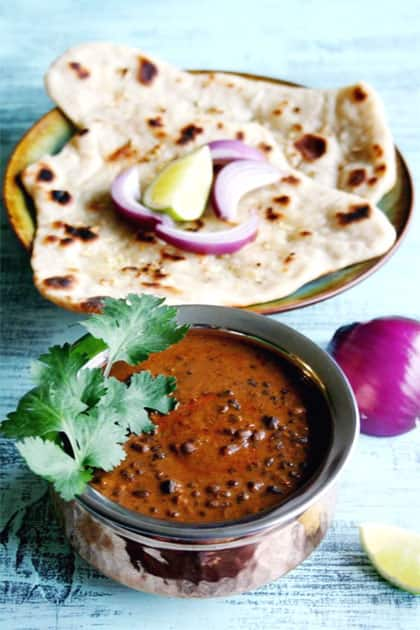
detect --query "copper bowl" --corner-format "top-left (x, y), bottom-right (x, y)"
top-left (55, 305), bottom-right (359, 597)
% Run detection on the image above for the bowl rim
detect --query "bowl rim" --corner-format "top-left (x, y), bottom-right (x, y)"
top-left (76, 304), bottom-right (359, 542)
top-left (2, 70), bottom-right (414, 315)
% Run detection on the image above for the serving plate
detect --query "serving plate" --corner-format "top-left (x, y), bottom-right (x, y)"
top-left (3, 72), bottom-right (413, 314)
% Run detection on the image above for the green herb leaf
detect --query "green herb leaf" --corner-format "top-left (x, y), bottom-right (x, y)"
top-left (0, 358), bottom-right (106, 441)
top-left (2, 294), bottom-right (189, 501)
top-left (102, 372), bottom-right (177, 434)
top-left (1, 388), bottom-right (62, 439)
top-left (32, 344), bottom-right (106, 413)
top-left (81, 294), bottom-right (189, 376)
top-left (73, 406), bottom-right (127, 471)
top-left (126, 372), bottom-right (177, 431)
top-left (17, 437), bottom-right (92, 501)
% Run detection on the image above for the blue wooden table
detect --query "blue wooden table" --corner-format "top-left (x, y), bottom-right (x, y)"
top-left (1, 1), bottom-right (419, 628)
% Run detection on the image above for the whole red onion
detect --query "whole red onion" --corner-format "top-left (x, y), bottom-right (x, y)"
top-left (328, 317), bottom-right (420, 437)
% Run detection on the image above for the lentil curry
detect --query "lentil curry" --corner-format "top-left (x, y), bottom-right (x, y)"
top-left (92, 329), bottom-right (331, 523)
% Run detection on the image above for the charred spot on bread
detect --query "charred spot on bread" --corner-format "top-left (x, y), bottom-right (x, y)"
top-left (336, 204), bottom-right (371, 226)
top-left (81, 296), bottom-right (106, 312)
top-left (176, 124), bottom-right (204, 145)
top-left (43, 235), bottom-right (58, 244)
top-left (293, 106), bottom-right (301, 113)
top-left (106, 141), bottom-right (137, 162)
top-left (236, 131), bottom-right (245, 141)
top-left (300, 230), bottom-right (312, 237)
top-left (43, 275), bottom-right (75, 290)
top-left (292, 124), bottom-right (303, 132)
top-left (372, 144), bottom-right (384, 158)
top-left (272, 108), bottom-right (283, 116)
top-left (273, 195), bottom-right (291, 205)
top-left (265, 207), bottom-right (284, 221)
top-left (258, 143), bottom-right (273, 153)
top-left (353, 85), bottom-right (368, 102)
top-left (281, 175), bottom-right (301, 185)
top-left (60, 237), bottom-right (74, 247)
top-left (68, 61), bottom-right (90, 79)
top-left (37, 167), bottom-right (54, 182)
top-left (147, 116), bottom-right (164, 128)
top-left (160, 250), bottom-right (186, 262)
top-left (50, 190), bottom-right (72, 205)
top-left (367, 176), bottom-right (378, 186)
top-left (294, 134), bottom-right (327, 161)
top-left (137, 56), bottom-right (158, 85)
top-left (141, 281), bottom-right (162, 288)
top-left (64, 224), bottom-right (98, 241)
top-left (283, 252), bottom-right (296, 264)
top-left (117, 67), bottom-right (128, 77)
top-left (375, 164), bottom-right (387, 175)
top-left (347, 168), bottom-right (366, 187)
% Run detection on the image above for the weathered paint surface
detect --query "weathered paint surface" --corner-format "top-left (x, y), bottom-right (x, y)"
top-left (1, 1), bottom-right (420, 628)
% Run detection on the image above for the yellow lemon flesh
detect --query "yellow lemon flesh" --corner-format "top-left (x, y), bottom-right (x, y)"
top-left (360, 523), bottom-right (420, 595)
top-left (143, 146), bottom-right (213, 221)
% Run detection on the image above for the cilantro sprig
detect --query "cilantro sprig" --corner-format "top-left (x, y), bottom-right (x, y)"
top-left (1, 295), bottom-right (189, 500)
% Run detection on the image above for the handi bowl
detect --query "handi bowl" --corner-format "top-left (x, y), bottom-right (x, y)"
top-left (3, 71), bottom-right (413, 315)
top-left (54, 305), bottom-right (359, 597)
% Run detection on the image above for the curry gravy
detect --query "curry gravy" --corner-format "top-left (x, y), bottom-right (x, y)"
top-left (91, 329), bottom-right (330, 523)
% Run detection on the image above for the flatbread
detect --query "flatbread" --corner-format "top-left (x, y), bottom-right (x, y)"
top-left (46, 42), bottom-right (396, 203)
top-left (22, 113), bottom-right (396, 311)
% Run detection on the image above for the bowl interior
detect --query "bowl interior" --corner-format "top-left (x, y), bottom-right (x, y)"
top-left (3, 71), bottom-right (413, 313)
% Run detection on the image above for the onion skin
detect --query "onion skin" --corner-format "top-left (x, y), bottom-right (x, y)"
top-left (329, 317), bottom-right (420, 437)
top-left (208, 140), bottom-right (266, 165)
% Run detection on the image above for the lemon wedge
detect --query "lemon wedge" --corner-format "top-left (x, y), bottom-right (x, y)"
top-left (360, 523), bottom-right (420, 595)
top-left (143, 146), bottom-right (213, 221)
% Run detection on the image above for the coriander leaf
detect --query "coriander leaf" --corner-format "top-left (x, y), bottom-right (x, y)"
top-left (0, 366), bottom-right (106, 440)
top-left (81, 294), bottom-right (189, 376)
top-left (126, 371), bottom-right (177, 432)
top-left (32, 344), bottom-right (106, 412)
top-left (74, 406), bottom-right (127, 471)
top-left (91, 376), bottom-right (152, 434)
top-left (1, 388), bottom-right (62, 439)
top-left (17, 437), bottom-right (92, 500)
top-left (71, 333), bottom-right (108, 362)
top-left (98, 372), bottom-right (176, 434)
top-left (77, 368), bottom-right (107, 409)
top-left (3, 295), bottom-right (187, 502)
top-left (31, 343), bottom-right (87, 387)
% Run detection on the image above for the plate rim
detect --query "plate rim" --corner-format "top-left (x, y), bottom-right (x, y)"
top-left (2, 70), bottom-right (415, 314)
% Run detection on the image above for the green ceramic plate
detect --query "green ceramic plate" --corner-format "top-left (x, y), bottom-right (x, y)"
top-left (3, 72), bottom-right (413, 314)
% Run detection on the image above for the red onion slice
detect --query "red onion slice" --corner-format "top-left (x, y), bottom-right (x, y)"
top-left (212, 159), bottom-right (281, 221)
top-left (208, 140), bottom-right (266, 164)
top-left (111, 166), bottom-right (173, 228)
top-left (155, 214), bottom-right (259, 255)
